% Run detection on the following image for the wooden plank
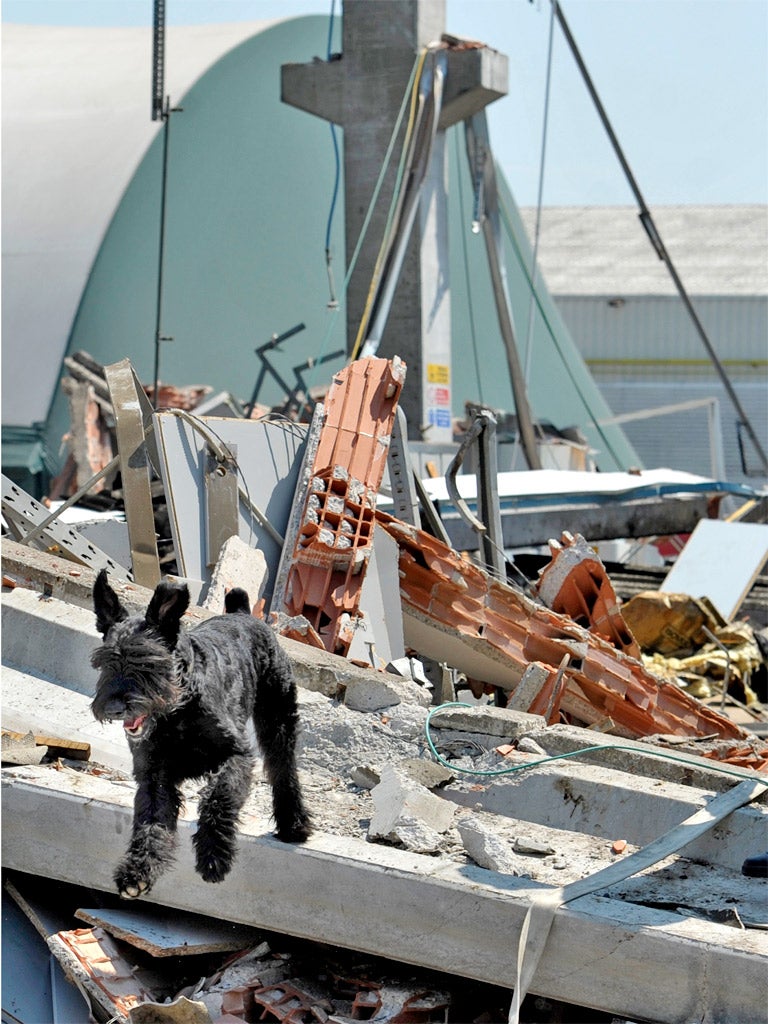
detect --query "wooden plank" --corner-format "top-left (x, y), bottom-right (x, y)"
top-left (2, 727), bottom-right (90, 761)
top-left (74, 905), bottom-right (262, 957)
top-left (3, 763), bottom-right (767, 1024)
top-left (661, 519), bottom-right (768, 620)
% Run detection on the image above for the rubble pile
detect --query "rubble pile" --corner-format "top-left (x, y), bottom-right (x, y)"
top-left (3, 354), bottom-right (768, 1024)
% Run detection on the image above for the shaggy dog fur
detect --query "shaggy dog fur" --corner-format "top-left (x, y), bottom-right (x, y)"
top-left (91, 570), bottom-right (310, 898)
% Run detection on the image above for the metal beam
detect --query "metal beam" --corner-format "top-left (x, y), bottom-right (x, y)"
top-left (438, 494), bottom-right (714, 551)
top-left (104, 360), bottom-right (162, 588)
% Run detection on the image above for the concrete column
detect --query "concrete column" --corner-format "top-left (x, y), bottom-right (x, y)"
top-left (282, 0), bottom-right (507, 441)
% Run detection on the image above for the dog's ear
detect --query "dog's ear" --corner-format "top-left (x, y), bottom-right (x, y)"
top-left (145, 580), bottom-right (190, 647)
top-left (94, 569), bottom-right (128, 636)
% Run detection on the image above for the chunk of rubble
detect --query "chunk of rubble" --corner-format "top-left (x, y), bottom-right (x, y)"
top-left (375, 512), bottom-right (767, 768)
top-left (343, 672), bottom-right (429, 712)
top-left (387, 815), bottom-right (445, 855)
top-left (534, 530), bottom-right (642, 659)
top-left (456, 814), bottom-right (519, 875)
top-left (202, 535), bottom-right (267, 614)
top-left (368, 764), bottom-right (455, 845)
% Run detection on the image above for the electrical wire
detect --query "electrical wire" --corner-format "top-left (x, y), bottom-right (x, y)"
top-left (425, 701), bottom-right (759, 782)
top-left (496, 191), bottom-right (627, 468)
top-left (349, 45), bottom-right (431, 362)
top-left (521, 0), bottom-right (556, 387)
top-left (323, 0), bottom-right (341, 308)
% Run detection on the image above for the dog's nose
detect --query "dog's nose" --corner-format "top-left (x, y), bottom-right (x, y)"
top-left (100, 698), bottom-right (127, 720)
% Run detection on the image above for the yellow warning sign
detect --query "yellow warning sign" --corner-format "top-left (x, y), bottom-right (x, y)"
top-left (426, 363), bottom-right (450, 385)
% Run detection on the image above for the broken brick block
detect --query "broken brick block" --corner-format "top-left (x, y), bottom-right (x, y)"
top-left (278, 357), bottom-right (405, 657)
top-left (534, 531), bottom-right (641, 659)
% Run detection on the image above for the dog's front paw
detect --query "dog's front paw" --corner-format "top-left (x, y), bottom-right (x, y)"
top-left (115, 866), bottom-right (151, 900)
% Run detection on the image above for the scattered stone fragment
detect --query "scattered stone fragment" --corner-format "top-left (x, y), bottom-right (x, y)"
top-left (350, 765), bottom-right (380, 789)
top-left (369, 765), bottom-right (455, 842)
top-left (344, 675), bottom-right (404, 712)
top-left (390, 815), bottom-right (445, 855)
top-left (202, 535), bottom-right (267, 613)
top-left (397, 758), bottom-right (455, 790)
top-left (386, 656), bottom-right (431, 687)
top-left (513, 837), bottom-right (556, 857)
top-left (344, 673), bottom-right (430, 712)
top-left (517, 736), bottom-right (547, 757)
top-left (457, 815), bottom-right (519, 875)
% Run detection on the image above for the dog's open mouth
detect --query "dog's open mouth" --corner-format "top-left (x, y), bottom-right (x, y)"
top-left (123, 713), bottom-right (149, 738)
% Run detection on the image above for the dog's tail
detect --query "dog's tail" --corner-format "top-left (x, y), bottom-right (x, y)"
top-left (224, 588), bottom-right (252, 615)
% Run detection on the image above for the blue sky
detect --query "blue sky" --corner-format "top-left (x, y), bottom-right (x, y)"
top-left (3, 0), bottom-right (767, 207)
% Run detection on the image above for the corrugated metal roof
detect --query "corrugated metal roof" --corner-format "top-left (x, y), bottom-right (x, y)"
top-left (519, 205), bottom-right (768, 298)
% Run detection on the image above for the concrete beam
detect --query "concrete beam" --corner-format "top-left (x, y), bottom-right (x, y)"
top-left (1, 544), bottom-right (426, 705)
top-left (3, 763), bottom-right (766, 1024)
top-left (438, 47), bottom-right (508, 129)
top-left (280, 59), bottom-right (345, 125)
top-left (443, 760), bottom-right (767, 874)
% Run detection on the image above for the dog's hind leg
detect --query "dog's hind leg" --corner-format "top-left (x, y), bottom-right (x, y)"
top-left (254, 671), bottom-right (312, 843)
top-left (116, 776), bottom-right (182, 898)
top-left (193, 751), bottom-right (255, 883)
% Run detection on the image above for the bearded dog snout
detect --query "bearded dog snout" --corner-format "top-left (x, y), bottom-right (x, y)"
top-left (91, 690), bottom-right (127, 722)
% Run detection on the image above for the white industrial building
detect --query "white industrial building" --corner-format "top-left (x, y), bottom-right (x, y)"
top-left (521, 205), bottom-right (768, 486)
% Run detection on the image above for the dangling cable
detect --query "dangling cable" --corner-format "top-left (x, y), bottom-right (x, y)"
top-left (522, 0), bottom-right (556, 385)
top-left (323, 0), bottom-right (341, 309)
top-left (349, 46), bottom-right (430, 361)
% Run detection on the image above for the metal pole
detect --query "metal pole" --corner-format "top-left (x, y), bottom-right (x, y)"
top-left (553, 0), bottom-right (768, 476)
top-left (465, 112), bottom-right (542, 470)
top-left (153, 95), bottom-right (172, 409)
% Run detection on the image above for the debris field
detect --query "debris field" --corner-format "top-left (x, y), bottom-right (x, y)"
top-left (2, 353), bottom-right (768, 1024)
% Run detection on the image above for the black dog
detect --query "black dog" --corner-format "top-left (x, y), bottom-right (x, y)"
top-left (91, 570), bottom-right (311, 899)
